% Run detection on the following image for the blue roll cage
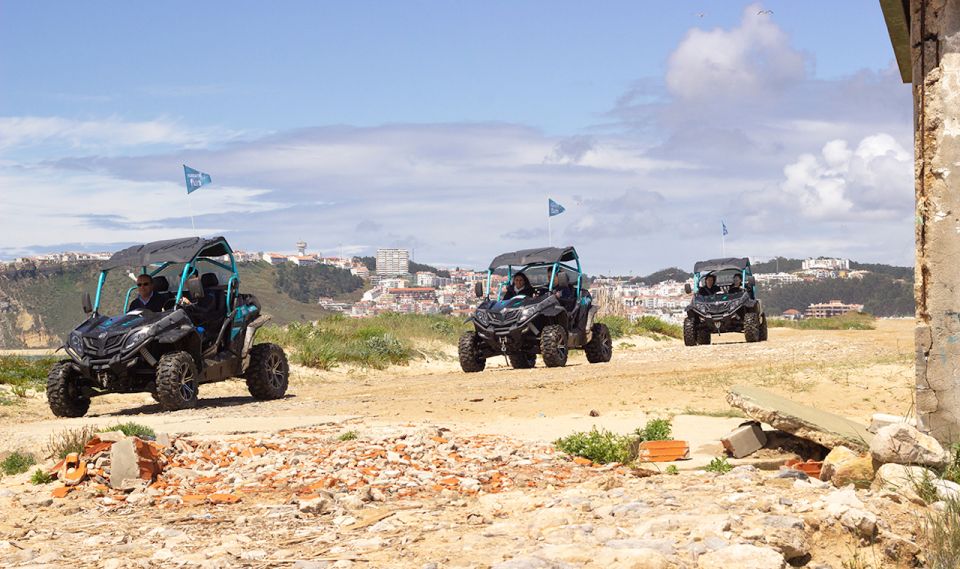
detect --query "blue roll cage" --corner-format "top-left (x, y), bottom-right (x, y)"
top-left (484, 253), bottom-right (583, 302)
top-left (93, 239), bottom-right (240, 314)
top-left (693, 266), bottom-right (756, 298)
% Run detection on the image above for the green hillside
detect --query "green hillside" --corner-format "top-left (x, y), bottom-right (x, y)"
top-left (0, 261), bottom-right (344, 348)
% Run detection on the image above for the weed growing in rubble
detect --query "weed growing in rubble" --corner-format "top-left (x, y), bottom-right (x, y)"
top-left (635, 418), bottom-right (672, 442)
top-left (923, 495), bottom-right (960, 569)
top-left (665, 465), bottom-right (679, 475)
top-left (940, 443), bottom-right (960, 485)
top-left (554, 428), bottom-right (635, 465)
top-left (1, 451), bottom-right (36, 476)
top-left (45, 425), bottom-right (100, 459)
top-left (101, 422), bottom-right (155, 439)
top-left (29, 468), bottom-right (54, 485)
top-left (704, 456), bottom-right (732, 474)
top-left (338, 430), bottom-right (359, 441)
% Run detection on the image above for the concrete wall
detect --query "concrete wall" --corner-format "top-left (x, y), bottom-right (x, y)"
top-left (913, 0), bottom-right (960, 441)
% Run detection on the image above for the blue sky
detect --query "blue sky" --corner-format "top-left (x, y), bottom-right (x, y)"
top-left (0, 1), bottom-right (913, 273)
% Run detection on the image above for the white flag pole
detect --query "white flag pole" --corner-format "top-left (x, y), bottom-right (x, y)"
top-left (188, 193), bottom-right (197, 236)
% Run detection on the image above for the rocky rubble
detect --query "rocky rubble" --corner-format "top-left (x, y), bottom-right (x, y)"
top-left (0, 423), bottom-right (932, 568)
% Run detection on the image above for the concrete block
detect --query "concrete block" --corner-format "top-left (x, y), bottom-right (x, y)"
top-left (868, 413), bottom-right (917, 434)
top-left (109, 438), bottom-right (139, 489)
top-left (722, 421), bottom-right (767, 458)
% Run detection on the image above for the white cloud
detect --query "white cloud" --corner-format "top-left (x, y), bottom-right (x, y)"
top-left (0, 116), bottom-right (243, 155)
top-left (665, 3), bottom-right (808, 101)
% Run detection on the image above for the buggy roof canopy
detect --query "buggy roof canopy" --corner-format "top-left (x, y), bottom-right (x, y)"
top-left (102, 236), bottom-right (230, 270)
top-left (488, 246), bottom-right (578, 269)
top-left (693, 257), bottom-right (751, 273)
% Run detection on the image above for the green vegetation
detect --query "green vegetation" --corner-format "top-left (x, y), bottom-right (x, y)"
top-left (598, 315), bottom-right (682, 341)
top-left (704, 456), bottom-right (733, 474)
top-left (555, 418), bottom-right (674, 465)
top-left (30, 468), bottom-right (54, 485)
top-left (257, 313), bottom-right (470, 370)
top-left (0, 356), bottom-right (57, 388)
top-left (768, 312), bottom-right (876, 331)
top-left (45, 425), bottom-right (100, 460)
top-left (554, 427), bottom-right (635, 465)
top-left (634, 418), bottom-right (672, 441)
top-left (337, 430), bottom-right (359, 441)
top-left (101, 422), bottom-right (155, 439)
top-left (1, 451), bottom-right (36, 476)
top-left (274, 261), bottom-right (364, 303)
top-left (923, 495), bottom-right (960, 569)
top-left (636, 267), bottom-right (691, 285)
top-left (665, 465), bottom-right (679, 475)
top-left (761, 274), bottom-right (913, 317)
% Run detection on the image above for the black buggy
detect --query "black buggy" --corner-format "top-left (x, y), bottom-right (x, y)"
top-left (458, 246), bottom-right (612, 371)
top-left (682, 257), bottom-right (768, 345)
top-left (47, 236), bottom-right (288, 417)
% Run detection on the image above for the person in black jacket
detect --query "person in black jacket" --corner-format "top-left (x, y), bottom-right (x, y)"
top-left (697, 274), bottom-right (721, 296)
top-left (128, 275), bottom-right (166, 312)
top-left (503, 273), bottom-right (535, 299)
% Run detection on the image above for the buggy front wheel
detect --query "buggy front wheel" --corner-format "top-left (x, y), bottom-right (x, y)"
top-left (540, 325), bottom-right (568, 367)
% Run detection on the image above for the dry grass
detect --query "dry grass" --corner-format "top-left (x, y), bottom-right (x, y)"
top-left (44, 425), bottom-right (100, 459)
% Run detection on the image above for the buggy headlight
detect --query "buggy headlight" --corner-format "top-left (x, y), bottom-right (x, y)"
top-left (475, 310), bottom-right (489, 325)
top-left (68, 332), bottom-right (83, 353)
top-left (519, 306), bottom-right (538, 320)
top-left (123, 328), bottom-right (149, 351)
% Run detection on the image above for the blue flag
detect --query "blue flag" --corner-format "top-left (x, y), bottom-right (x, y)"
top-left (183, 165), bottom-right (212, 194)
top-left (548, 198), bottom-right (566, 217)
top-left (722, 221), bottom-right (729, 236)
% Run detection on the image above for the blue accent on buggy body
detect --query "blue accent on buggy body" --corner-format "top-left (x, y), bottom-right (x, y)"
top-left (484, 250), bottom-right (583, 302)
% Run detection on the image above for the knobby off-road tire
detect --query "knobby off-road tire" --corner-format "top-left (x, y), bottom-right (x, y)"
top-left (697, 327), bottom-right (712, 345)
top-left (508, 353), bottom-right (537, 369)
top-left (540, 324), bottom-right (568, 368)
top-left (584, 323), bottom-right (613, 363)
top-left (245, 343), bottom-right (289, 400)
top-left (155, 351), bottom-right (199, 411)
top-left (744, 312), bottom-right (762, 343)
top-left (759, 316), bottom-right (769, 342)
top-left (458, 331), bottom-right (486, 373)
top-left (683, 317), bottom-right (698, 347)
top-left (47, 361), bottom-right (90, 418)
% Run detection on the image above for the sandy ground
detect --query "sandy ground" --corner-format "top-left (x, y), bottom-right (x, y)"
top-left (0, 320), bottom-right (913, 459)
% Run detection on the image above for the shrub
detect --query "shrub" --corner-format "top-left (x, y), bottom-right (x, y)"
top-left (597, 316), bottom-right (682, 340)
top-left (0, 356), bottom-right (57, 388)
top-left (338, 430), bottom-right (358, 441)
top-left (101, 422), bottom-right (155, 439)
top-left (1, 451), bottom-right (36, 476)
top-left (923, 495), bottom-right (960, 569)
top-left (665, 465), bottom-right (679, 475)
top-left (30, 468), bottom-right (54, 485)
top-left (705, 456), bottom-right (732, 474)
top-left (45, 425), bottom-right (100, 460)
top-left (635, 418), bottom-right (672, 442)
top-left (768, 312), bottom-right (876, 331)
top-left (554, 427), bottom-right (635, 465)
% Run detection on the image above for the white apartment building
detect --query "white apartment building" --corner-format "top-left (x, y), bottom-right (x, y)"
top-left (376, 248), bottom-right (410, 276)
top-left (801, 257), bottom-right (850, 271)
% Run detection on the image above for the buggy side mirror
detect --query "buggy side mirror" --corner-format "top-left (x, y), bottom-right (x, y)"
top-left (474, 282), bottom-right (484, 298)
top-left (187, 277), bottom-right (204, 299)
top-left (81, 292), bottom-right (93, 314)
top-left (747, 276), bottom-right (756, 288)
top-left (555, 272), bottom-right (570, 288)
top-left (684, 283), bottom-right (692, 294)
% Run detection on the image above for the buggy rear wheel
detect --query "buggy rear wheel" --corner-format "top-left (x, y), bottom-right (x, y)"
top-left (584, 323), bottom-right (612, 363)
top-left (540, 325), bottom-right (568, 368)
top-left (46, 361), bottom-right (90, 418)
top-left (458, 331), bottom-right (486, 373)
top-left (683, 317), bottom-right (697, 347)
top-left (155, 351), bottom-right (199, 411)
top-left (744, 312), bottom-right (761, 343)
top-left (245, 343), bottom-right (289, 400)
top-left (508, 353), bottom-right (537, 369)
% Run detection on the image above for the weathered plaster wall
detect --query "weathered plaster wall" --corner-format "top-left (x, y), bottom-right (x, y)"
top-left (914, 0), bottom-right (960, 441)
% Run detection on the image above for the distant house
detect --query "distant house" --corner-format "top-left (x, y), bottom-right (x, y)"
top-left (782, 309), bottom-right (802, 320)
top-left (262, 252), bottom-right (288, 265)
top-left (805, 300), bottom-right (864, 319)
top-left (288, 255), bottom-right (319, 267)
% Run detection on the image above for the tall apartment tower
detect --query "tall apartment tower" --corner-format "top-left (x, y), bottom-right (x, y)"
top-left (376, 248), bottom-right (410, 275)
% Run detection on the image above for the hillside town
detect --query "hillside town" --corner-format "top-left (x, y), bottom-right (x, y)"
top-left (1, 247), bottom-right (871, 321)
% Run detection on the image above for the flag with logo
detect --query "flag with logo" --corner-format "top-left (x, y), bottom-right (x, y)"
top-left (183, 165), bottom-right (212, 194)
top-left (722, 221), bottom-right (729, 236)
top-left (548, 198), bottom-right (566, 217)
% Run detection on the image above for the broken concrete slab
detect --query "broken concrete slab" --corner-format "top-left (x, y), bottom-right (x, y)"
top-left (726, 386), bottom-right (873, 451)
top-left (109, 438), bottom-right (139, 489)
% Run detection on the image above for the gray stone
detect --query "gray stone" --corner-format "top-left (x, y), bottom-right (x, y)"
top-left (761, 515), bottom-right (805, 530)
top-left (726, 385), bottom-right (873, 450)
top-left (763, 528), bottom-right (809, 560)
top-left (868, 413), bottom-right (917, 434)
top-left (697, 544), bottom-right (786, 569)
top-left (298, 494), bottom-right (334, 515)
top-left (492, 557), bottom-right (576, 569)
top-left (604, 538), bottom-right (675, 556)
top-left (840, 508), bottom-right (877, 540)
top-left (98, 431), bottom-right (126, 442)
top-left (109, 438), bottom-right (140, 489)
top-left (722, 422), bottom-right (767, 458)
top-left (871, 463), bottom-right (936, 502)
top-left (292, 563), bottom-right (330, 569)
top-left (870, 424), bottom-right (949, 468)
